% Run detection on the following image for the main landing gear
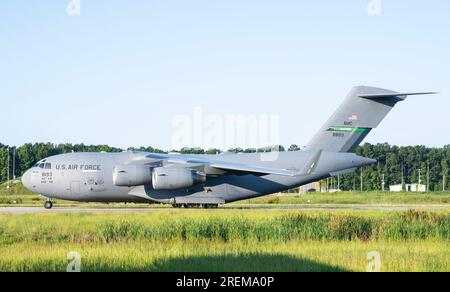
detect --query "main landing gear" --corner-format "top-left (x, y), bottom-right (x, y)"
top-left (172, 204), bottom-right (219, 209)
top-left (44, 200), bottom-right (53, 209)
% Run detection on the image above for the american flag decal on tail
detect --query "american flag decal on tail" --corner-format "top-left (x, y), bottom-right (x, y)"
top-left (349, 114), bottom-right (358, 121)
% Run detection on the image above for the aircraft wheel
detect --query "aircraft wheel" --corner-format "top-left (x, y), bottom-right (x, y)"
top-left (44, 201), bottom-right (53, 209)
top-left (203, 204), bottom-right (218, 209)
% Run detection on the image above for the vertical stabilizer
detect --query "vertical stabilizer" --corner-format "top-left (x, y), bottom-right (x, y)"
top-left (305, 86), bottom-right (436, 152)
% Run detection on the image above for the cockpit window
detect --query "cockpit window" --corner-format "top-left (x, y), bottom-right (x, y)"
top-left (32, 162), bottom-right (51, 169)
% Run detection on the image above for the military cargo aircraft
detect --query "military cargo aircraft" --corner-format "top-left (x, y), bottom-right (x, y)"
top-left (21, 86), bottom-right (436, 209)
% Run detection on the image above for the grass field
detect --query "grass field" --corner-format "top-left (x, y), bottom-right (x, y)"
top-left (244, 192), bottom-right (450, 205)
top-left (1, 240), bottom-right (448, 272)
top-left (0, 209), bottom-right (448, 272)
top-left (1, 182), bottom-right (449, 272)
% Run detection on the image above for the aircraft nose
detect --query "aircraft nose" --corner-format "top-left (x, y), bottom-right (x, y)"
top-left (21, 169), bottom-right (32, 190)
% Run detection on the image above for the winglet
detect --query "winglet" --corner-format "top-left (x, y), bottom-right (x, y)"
top-left (295, 150), bottom-right (322, 176)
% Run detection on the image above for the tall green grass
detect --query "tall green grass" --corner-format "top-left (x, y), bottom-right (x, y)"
top-left (98, 210), bottom-right (450, 242)
top-left (0, 210), bottom-right (448, 272)
top-left (241, 192), bottom-right (450, 205)
top-left (0, 210), bottom-right (448, 244)
top-left (1, 240), bottom-right (448, 272)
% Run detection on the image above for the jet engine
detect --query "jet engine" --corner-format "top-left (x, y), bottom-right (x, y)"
top-left (113, 164), bottom-right (153, 187)
top-left (152, 167), bottom-right (206, 190)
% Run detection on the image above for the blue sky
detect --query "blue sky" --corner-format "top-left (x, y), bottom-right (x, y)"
top-left (1, 0), bottom-right (449, 150)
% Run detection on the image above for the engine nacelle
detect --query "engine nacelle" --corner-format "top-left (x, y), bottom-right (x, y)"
top-left (152, 167), bottom-right (206, 190)
top-left (113, 164), bottom-right (152, 187)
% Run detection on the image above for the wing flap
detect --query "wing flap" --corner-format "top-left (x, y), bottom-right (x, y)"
top-left (145, 153), bottom-right (302, 177)
top-left (209, 161), bottom-right (299, 177)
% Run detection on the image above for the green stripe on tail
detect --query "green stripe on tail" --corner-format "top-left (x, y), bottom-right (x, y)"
top-left (327, 126), bottom-right (372, 133)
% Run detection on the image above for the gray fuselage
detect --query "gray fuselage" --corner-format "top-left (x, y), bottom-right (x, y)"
top-left (21, 150), bottom-right (374, 205)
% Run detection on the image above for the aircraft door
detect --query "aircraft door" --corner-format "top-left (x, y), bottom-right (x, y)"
top-left (71, 181), bottom-right (80, 196)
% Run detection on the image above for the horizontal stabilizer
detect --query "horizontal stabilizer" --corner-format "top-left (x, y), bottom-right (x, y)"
top-left (359, 92), bottom-right (438, 100)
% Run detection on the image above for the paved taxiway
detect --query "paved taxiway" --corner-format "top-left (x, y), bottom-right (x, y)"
top-left (0, 205), bottom-right (448, 214)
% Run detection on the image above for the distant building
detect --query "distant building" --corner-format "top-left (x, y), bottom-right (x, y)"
top-left (389, 183), bottom-right (426, 193)
top-left (299, 182), bottom-right (321, 194)
top-left (389, 184), bottom-right (403, 192)
top-left (328, 189), bottom-right (342, 193)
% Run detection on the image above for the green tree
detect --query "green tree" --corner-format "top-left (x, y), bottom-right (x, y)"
top-left (0, 145), bottom-right (9, 183)
top-left (17, 143), bottom-right (35, 175)
top-left (288, 144), bottom-right (301, 151)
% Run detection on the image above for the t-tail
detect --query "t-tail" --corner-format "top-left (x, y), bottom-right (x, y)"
top-left (305, 86), bottom-right (437, 153)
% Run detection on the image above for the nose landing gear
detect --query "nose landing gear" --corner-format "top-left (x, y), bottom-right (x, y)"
top-left (44, 200), bottom-right (53, 209)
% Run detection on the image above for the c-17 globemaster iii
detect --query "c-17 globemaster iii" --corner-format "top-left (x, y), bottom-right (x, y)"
top-left (22, 86), bottom-right (437, 209)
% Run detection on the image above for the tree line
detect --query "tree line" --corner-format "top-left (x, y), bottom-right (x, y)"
top-left (0, 142), bottom-right (448, 191)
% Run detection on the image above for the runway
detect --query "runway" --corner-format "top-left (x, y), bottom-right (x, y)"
top-left (0, 205), bottom-right (448, 214)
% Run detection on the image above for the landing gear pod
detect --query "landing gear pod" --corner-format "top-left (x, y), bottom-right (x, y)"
top-left (113, 165), bottom-right (153, 187)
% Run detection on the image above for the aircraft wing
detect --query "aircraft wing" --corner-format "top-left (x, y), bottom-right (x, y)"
top-left (144, 151), bottom-right (321, 177)
top-left (207, 161), bottom-right (299, 176)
